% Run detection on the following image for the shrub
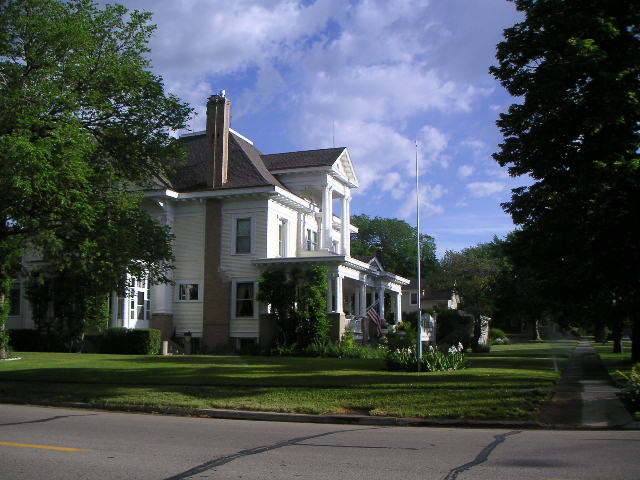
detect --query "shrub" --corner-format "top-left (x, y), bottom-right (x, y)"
top-left (270, 338), bottom-right (380, 359)
top-left (489, 328), bottom-right (510, 345)
top-left (437, 310), bottom-right (473, 351)
top-left (383, 343), bottom-right (467, 372)
top-left (8, 329), bottom-right (42, 351)
top-left (472, 342), bottom-right (491, 353)
top-left (618, 363), bottom-right (640, 414)
top-left (385, 322), bottom-right (417, 351)
top-left (100, 328), bottom-right (161, 355)
top-left (8, 329), bottom-right (65, 352)
top-left (127, 329), bottom-right (161, 355)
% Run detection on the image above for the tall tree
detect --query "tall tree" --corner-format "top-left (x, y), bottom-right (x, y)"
top-left (0, 0), bottom-right (191, 352)
top-left (350, 214), bottom-right (440, 285)
top-left (490, 0), bottom-right (640, 360)
top-left (439, 241), bottom-right (505, 346)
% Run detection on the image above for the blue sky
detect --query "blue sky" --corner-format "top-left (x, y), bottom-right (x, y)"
top-left (118, 0), bottom-right (524, 257)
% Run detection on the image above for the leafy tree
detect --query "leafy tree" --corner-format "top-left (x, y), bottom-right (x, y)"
top-left (258, 265), bottom-right (329, 348)
top-left (439, 241), bottom-right (505, 346)
top-left (490, 0), bottom-right (640, 360)
top-left (0, 0), bottom-right (191, 349)
top-left (350, 214), bottom-right (440, 285)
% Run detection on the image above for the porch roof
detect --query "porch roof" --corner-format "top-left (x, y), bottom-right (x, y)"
top-left (253, 255), bottom-right (410, 286)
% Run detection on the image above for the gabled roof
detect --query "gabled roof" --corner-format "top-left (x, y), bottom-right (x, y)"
top-left (367, 257), bottom-right (385, 273)
top-left (168, 131), bottom-right (286, 192)
top-left (261, 147), bottom-right (346, 171)
top-left (168, 129), bottom-right (357, 195)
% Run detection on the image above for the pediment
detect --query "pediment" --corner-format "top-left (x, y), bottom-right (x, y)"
top-left (332, 149), bottom-right (359, 188)
top-left (367, 257), bottom-right (385, 273)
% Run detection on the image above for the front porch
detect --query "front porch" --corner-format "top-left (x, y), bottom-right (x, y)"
top-left (254, 255), bottom-right (410, 343)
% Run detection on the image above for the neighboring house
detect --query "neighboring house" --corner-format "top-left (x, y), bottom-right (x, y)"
top-left (401, 280), bottom-right (460, 314)
top-left (7, 93), bottom-right (409, 350)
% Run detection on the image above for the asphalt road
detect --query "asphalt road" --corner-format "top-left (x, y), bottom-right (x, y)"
top-left (1, 404), bottom-right (639, 480)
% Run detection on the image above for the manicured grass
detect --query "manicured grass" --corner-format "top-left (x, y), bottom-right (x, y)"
top-left (0, 340), bottom-right (576, 420)
top-left (591, 340), bottom-right (634, 384)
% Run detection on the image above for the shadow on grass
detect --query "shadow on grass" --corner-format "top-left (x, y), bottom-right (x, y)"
top-left (0, 340), bottom-right (573, 391)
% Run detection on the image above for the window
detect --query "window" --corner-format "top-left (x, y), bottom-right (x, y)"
top-left (278, 218), bottom-right (287, 257)
top-left (179, 283), bottom-right (199, 301)
top-left (235, 217), bottom-right (252, 254)
top-left (306, 229), bottom-right (318, 251)
top-left (410, 292), bottom-right (418, 305)
top-left (235, 282), bottom-right (255, 318)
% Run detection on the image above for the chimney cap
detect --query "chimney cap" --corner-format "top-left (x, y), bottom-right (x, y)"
top-left (207, 90), bottom-right (227, 104)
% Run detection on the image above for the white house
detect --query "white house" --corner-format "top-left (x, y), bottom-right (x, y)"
top-left (7, 93), bottom-right (409, 350)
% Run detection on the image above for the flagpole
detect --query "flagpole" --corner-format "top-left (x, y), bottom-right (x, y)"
top-left (416, 140), bottom-right (422, 372)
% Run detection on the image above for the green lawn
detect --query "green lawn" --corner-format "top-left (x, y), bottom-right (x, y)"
top-left (0, 340), bottom-right (576, 420)
top-left (590, 340), bottom-right (634, 384)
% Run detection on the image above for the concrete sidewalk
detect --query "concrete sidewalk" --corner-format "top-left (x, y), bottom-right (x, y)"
top-left (538, 340), bottom-right (637, 429)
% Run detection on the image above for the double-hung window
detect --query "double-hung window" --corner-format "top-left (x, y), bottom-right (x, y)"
top-left (306, 228), bottom-right (318, 251)
top-left (235, 217), bottom-right (252, 254)
top-left (179, 283), bottom-right (199, 301)
top-left (278, 218), bottom-right (287, 257)
top-left (235, 282), bottom-right (255, 318)
top-left (410, 292), bottom-right (418, 305)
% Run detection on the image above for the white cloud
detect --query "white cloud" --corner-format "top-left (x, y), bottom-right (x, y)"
top-left (420, 125), bottom-right (449, 168)
top-left (466, 181), bottom-right (505, 197)
top-left (397, 183), bottom-right (447, 220)
top-left (458, 165), bottom-right (475, 178)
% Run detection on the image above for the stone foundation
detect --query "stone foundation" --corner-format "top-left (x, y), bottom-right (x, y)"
top-left (151, 313), bottom-right (173, 340)
top-left (328, 313), bottom-right (347, 341)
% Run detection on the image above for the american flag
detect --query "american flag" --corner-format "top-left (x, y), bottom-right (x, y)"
top-left (367, 302), bottom-right (383, 336)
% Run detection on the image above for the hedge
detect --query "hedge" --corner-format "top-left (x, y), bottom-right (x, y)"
top-left (8, 328), bottom-right (161, 355)
top-left (98, 328), bottom-right (161, 355)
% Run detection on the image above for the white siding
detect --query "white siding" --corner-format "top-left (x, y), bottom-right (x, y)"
top-left (230, 319), bottom-right (259, 337)
top-left (171, 201), bottom-right (205, 333)
top-left (220, 198), bottom-right (267, 278)
top-left (266, 200), bottom-right (298, 258)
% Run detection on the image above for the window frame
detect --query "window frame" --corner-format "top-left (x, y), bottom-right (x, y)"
top-left (176, 281), bottom-right (202, 302)
top-left (232, 280), bottom-right (258, 319)
top-left (306, 228), bottom-right (318, 251)
top-left (232, 215), bottom-right (254, 255)
top-left (278, 217), bottom-right (288, 257)
top-left (410, 292), bottom-right (418, 305)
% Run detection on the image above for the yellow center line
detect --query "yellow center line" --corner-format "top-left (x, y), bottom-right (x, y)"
top-left (0, 441), bottom-right (92, 452)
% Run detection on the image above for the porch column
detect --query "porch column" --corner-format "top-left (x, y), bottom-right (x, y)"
top-left (297, 211), bottom-right (305, 251)
top-left (335, 275), bottom-right (343, 314)
top-left (341, 194), bottom-right (351, 256)
top-left (327, 273), bottom-right (334, 312)
top-left (110, 291), bottom-right (119, 328)
top-left (321, 185), bottom-right (333, 250)
top-left (395, 291), bottom-right (402, 325)
top-left (359, 283), bottom-right (367, 316)
top-left (377, 287), bottom-right (385, 321)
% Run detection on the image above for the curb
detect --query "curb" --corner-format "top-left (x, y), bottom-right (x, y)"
top-left (3, 399), bottom-right (637, 430)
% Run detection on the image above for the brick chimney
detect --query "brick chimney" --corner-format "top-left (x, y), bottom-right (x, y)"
top-left (206, 92), bottom-right (231, 188)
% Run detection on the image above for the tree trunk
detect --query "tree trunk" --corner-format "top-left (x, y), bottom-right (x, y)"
top-left (611, 317), bottom-right (623, 354)
top-left (531, 318), bottom-right (541, 341)
top-left (0, 289), bottom-right (7, 360)
top-left (472, 314), bottom-right (481, 348)
top-left (594, 316), bottom-right (606, 343)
